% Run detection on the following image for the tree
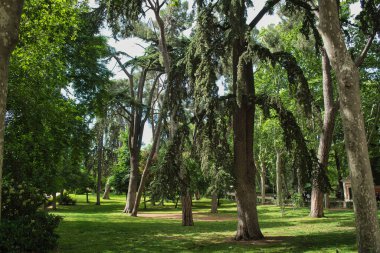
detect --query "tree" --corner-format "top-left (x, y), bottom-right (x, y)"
top-left (318, 0), bottom-right (380, 251)
top-left (0, 0), bottom-right (24, 220)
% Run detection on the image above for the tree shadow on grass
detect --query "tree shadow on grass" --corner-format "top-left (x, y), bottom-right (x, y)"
top-left (56, 218), bottom-right (357, 253)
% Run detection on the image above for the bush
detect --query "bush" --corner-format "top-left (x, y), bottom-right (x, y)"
top-left (1, 179), bottom-right (62, 252)
top-left (0, 212), bottom-right (62, 253)
top-left (58, 191), bottom-right (76, 205)
top-left (1, 180), bottom-right (46, 219)
top-left (291, 193), bottom-right (303, 208)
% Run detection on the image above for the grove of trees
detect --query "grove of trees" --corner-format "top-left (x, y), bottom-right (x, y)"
top-left (0, 0), bottom-right (379, 252)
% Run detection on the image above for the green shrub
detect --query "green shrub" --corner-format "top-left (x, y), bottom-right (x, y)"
top-left (0, 212), bottom-right (62, 253)
top-left (58, 191), bottom-right (76, 205)
top-left (1, 179), bottom-right (62, 252)
top-left (1, 180), bottom-right (46, 219)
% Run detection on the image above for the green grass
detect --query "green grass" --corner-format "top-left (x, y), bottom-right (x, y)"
top-left (51, 194), bottom-right (380, 253)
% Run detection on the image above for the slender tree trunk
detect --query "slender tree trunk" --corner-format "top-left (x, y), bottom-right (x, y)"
top-left (103, 178), bottom-right (111, 199)
top-left (0, 0), bottom-right (24, 222)
top-left (318, 1), bottom-right (380, 251)
top-left (124, 147), bottom-right (139, 212)
top-left (181, 190), bottom-right (194, 226)
top-left (276, 151), bottom-right (284, 206)
top-left (334, 148), bottom-right (344, 200)
top-left (211, 192), bottom-right (218, 213)
top-left (261, 161), bottom-right (266, 204)
top-left (52, 192), bottom-right (57, 210)
top-left (310, 49), bottom-right (337, 218)
top-left (96, 129), bottom-right (103, 206)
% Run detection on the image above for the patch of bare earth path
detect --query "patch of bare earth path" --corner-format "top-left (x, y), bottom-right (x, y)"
top-left (137, 211), bottom-right (235, 221)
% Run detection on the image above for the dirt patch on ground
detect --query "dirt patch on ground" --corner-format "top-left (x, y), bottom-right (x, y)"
top-left (226, 236), bottom-right (288, 245)
top-left (137, 212), bottom-right (235, 222)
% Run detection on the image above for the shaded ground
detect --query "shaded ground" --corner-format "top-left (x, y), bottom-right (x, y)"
top-left (137, 212), bottom-right (235, 221)
top-left (51, 194), bottom-right (380, 253)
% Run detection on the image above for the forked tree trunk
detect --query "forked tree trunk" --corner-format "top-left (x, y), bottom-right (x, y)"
top-left (181, 190), bottom-right (194, 226)
top-left (103, 178), bottom-right (111, 199)
top-left (276, 151), bottom-right (284, 206)
top-left (0, 0), bottom-right (24, 221)
top-left (310, 49), bottom-right (337, 218)
top-left (261, 161), bottom-right (266, 204)
top-left (211, 192), bottom-right (218, 213)
top-left (318, 1), bottom-right (380, 251)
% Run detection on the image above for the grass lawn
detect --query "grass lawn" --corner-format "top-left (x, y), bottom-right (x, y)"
top-left (51, 194), bottom-right (380, 253)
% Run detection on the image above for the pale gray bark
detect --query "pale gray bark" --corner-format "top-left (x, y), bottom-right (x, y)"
top-left (261, 161), bottom-right (266, 204)
top-left (310, 49), bottom-right (337, 218)
top-left (0, 0), bottom-right (24, 221)
top-left (103, 178), bottom-right (111, 199)
top-left (318, 0), bottom-right (380, 251)
top-left (276, 151), bottom-right (284, 206)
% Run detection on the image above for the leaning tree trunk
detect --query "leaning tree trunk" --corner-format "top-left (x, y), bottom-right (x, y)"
top-left (103, 178), bottom-right (111, 199)
top-left (334, 148), bottom-right (344, 200)
top-left (0, 0), bottom-right (24, 221)
top-left (261, 161), bottom-right (266, 204)
top-left (276, 151), bottom-right (284, 207)
top-left (310, 49), bottom-right (337, 218)
top-left (318, 1), bottom-right (380, 251)
top-left (211, 192), bottom-right (218, 213)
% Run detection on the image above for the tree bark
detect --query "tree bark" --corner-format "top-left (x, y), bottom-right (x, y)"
top-left (276, 151), bottom-right (284, 206)
top-left (211, 192), bottom-right (218, 213)
top-left (232, 40), bottom-right (263, 240)
top-left (124, 147), bottom-right (139, 212)
top-left (0, 0), bottom-right (24, 222)
top-left (310, 49), bottom-right (337, 218)
top-left (318, 1), bottom-right (380, 251)
top-left (181, 190), bottom-right (194, 226)
top-left (103, 178), bottom-right (111, 199)
top-left (261, 161), bottom-right (266, 204)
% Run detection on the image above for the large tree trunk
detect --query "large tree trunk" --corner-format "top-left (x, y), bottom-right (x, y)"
top-left (310, 49), bottom-right (337, 218)
top-left (261, 161), bottom-right (266, 204)
top-left (232, 40), bottom-right (263, 240)
top-left (276, 151), bottom-right (284, 206)
top-left (0, 0), bottom-right (24, 221)
top-left (211, 192), bottom-right (218, 213)
top-left (318, 1), bottom-right (380, 251)
top-left (96, 129), bottom-right (103, 206)
top-left (181, 190), bottom-right (194, 226)
top-left (103, 178), bottom-right (111, 199)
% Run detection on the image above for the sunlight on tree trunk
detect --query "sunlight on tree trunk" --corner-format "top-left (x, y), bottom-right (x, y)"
top-left (318, 0), bottom-right (380, 251)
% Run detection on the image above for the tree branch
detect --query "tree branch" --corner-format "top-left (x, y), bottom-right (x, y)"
top-left (355, 31), bottom-right (376, 68)
top-left (248, 0), bottom-right (281, 30)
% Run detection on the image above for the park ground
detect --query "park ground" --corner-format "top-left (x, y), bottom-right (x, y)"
top-left (52, 194), bottom-right (380, 253)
